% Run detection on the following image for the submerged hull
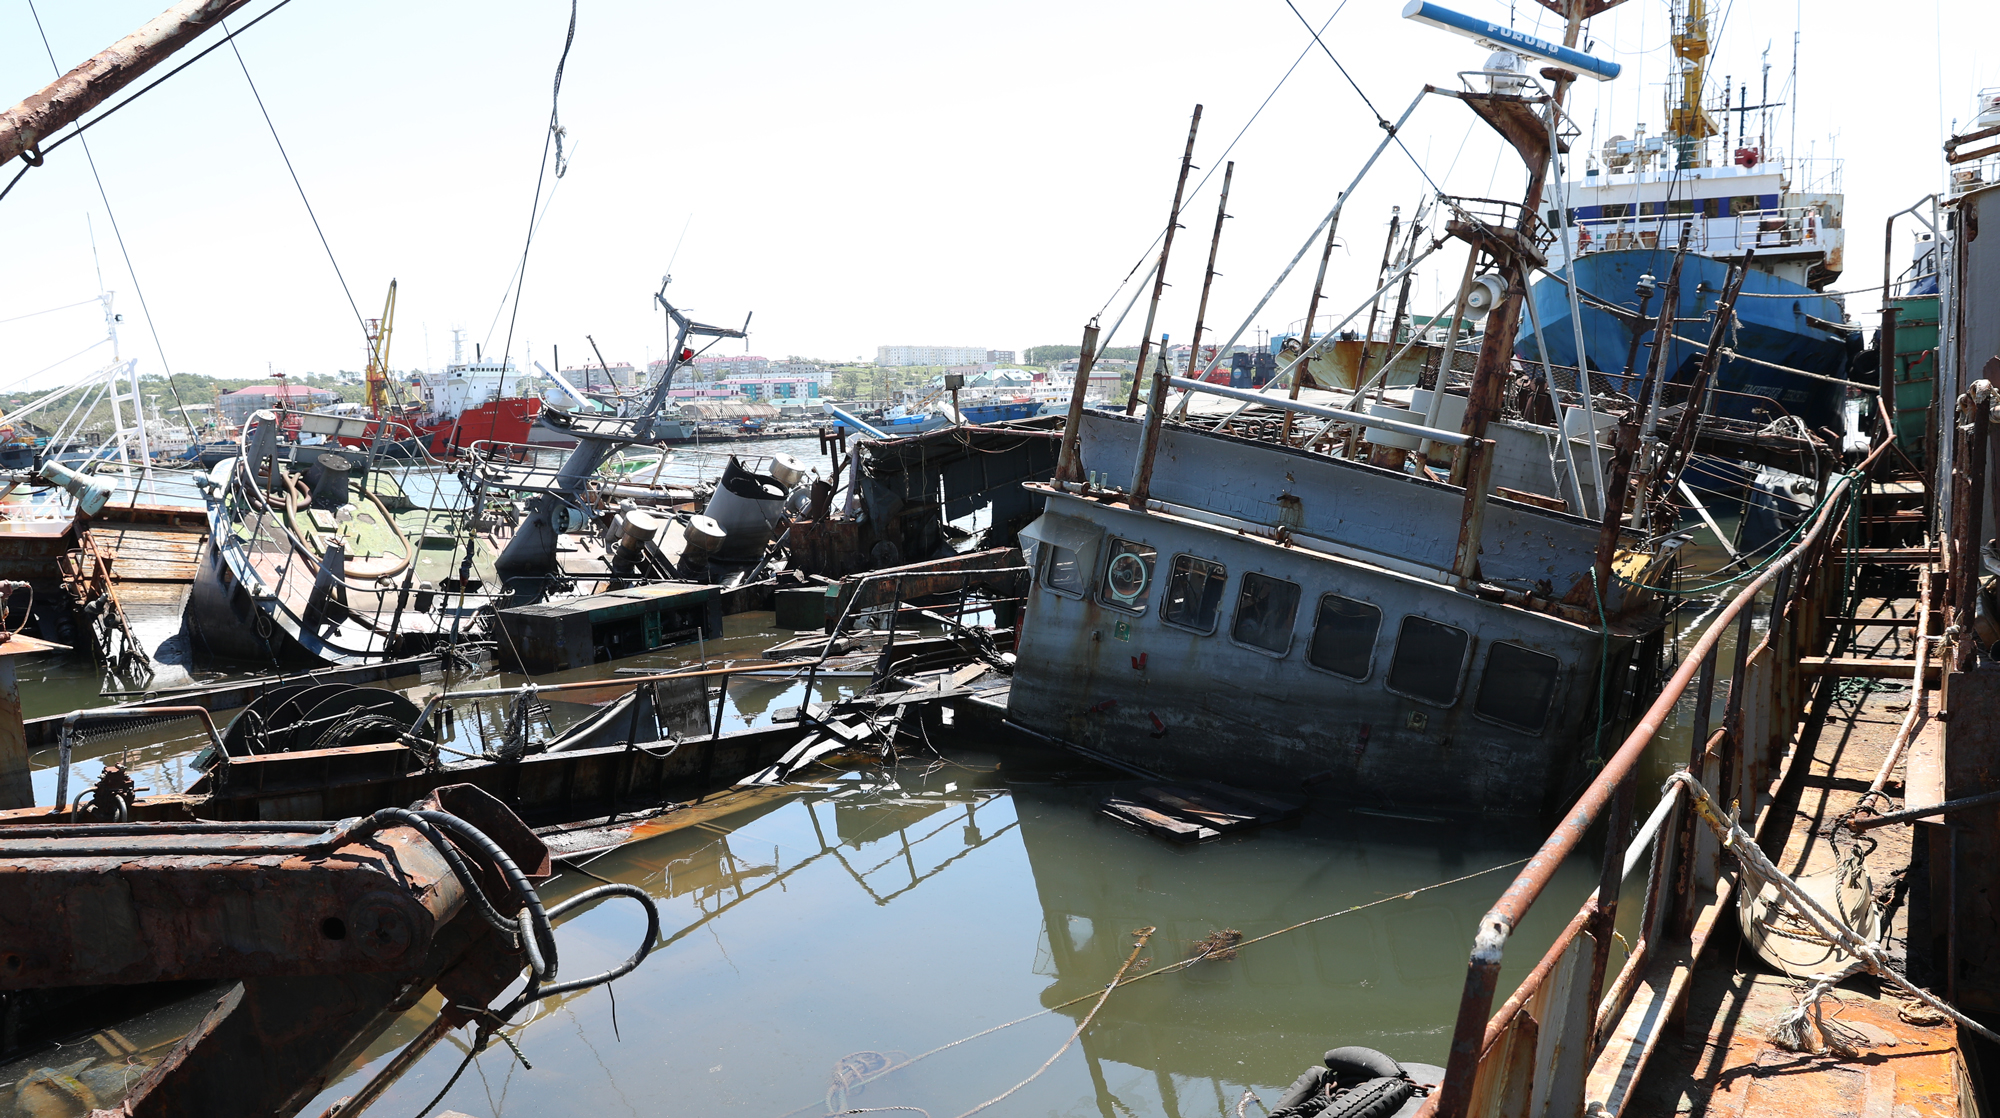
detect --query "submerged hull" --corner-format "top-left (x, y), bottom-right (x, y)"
top-left (1520, 249), bottom-right (1855, 433)
top-left (1006, 414), bottom-right (1664, 820)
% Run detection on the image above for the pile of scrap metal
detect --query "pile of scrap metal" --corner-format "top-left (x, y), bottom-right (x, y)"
top-left (787, 418), bottom-right (1060, 579)
top-left (0, 782), bottom-right (659, 1118)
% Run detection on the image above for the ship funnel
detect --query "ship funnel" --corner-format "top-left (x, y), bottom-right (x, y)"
top-left (39, 459), bottom-right (116, 517)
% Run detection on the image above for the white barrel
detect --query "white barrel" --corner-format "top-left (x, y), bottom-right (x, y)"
top-left (620, 509), bottom-right (666, 548)
top-left (768, 454), bottom-right (809, 489)
top-left (1561, 405), bottom-right (1617, 447)
top-left (683, 514), bottom-right (726, 554)
top-left (1364, 404), bottom-right (1422, 450)
top-left (1411, 388), bottom-right (1469, 433)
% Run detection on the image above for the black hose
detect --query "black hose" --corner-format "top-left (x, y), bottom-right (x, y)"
top-left (505, 883), bottom-right (660, 1008)
top-left (349, 807), bottom-right (557, 980)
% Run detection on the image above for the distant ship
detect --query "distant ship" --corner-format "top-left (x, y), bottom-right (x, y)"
top-left (1516, 2), bottom-right (1857, 438)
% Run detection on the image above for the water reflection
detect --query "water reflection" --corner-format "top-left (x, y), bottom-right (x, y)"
top-left (299, 739), bottom-right (1604, 1118)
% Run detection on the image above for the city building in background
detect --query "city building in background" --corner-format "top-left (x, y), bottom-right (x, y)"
top-left (215, 383), bottom-right (339, 425)
top-left (876, 345), bottom-right (1001, 367)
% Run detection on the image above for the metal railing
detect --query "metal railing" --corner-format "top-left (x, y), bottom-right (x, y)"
top-left (1569, 206), bottom-right (1835, 258)
top-left (1420, 436), bottom-right (1888, 1118)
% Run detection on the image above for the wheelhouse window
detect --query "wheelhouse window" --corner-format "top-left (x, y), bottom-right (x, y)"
top-left (1386, 616), bottom-right (1470, 706)
top-left (1475, 642), bottom-right (1560, 733)
top-left (1307, 594), bottom-right (1382, 680)
top-left (1097, 539), bottom-right (1157, 613)
top-left (1160, 555), bottom-right (1227, 633)
top-left (1044, 545), bottom-right (1087, 596)
top-left (1231, 572), bottom-right (1301, 653)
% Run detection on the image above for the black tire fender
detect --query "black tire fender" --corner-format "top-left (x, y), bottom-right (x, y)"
top-left (1319, 1076), bottom-right (1417, 1118)
top-left (1323, 1047), bottom-right (1403, 1082)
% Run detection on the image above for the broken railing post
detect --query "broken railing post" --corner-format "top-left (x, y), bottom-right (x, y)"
top-left (1055, 320), bottom-right (1100, 484)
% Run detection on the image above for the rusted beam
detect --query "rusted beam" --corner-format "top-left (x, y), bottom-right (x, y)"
top-left (1799, 655), bottom-right (1942, 683)
top-left (0, 785), bottom-right (542, 989)
top-left (0, 0), bottom-right (256, 168)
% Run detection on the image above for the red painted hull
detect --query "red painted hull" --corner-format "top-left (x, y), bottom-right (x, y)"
top-left (337, 397), bottom-right (543, 455)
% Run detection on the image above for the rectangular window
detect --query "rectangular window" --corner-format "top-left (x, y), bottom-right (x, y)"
top-left (1639, 200), bottom-right (1664, 217)
top-left (1600, 203), bottom-right (1632, 219)
top-left (1097, 538), bottom-right (1157, 613)
top-left (1386, 616), bottom-right (1470, 706)
top-left (1730, 195), bottom-right (1760, 216)
top-left (1475, 642), bottom-right (1560, 733)
top-left (1044, 545), bottom-right (1086, 596)
top-left (1231, 572), bottom-right (1301, 653)
top-left (1161, 555), bottom-right (1227, 633)
top-left (1703, 197), bottom-right (1727, 218)
top-left (1666, 197), bottom-right (1697, 216)
top-left (1307, 594), bottom-right (1382, 680)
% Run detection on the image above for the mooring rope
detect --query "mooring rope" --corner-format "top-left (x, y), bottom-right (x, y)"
top-left (1664, 770), bottom-right (2000, 1052)
top-left (774, 854), bottom-right (1534, 1118)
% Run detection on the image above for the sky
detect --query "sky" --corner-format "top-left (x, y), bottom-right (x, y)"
top-left (0, 0), bottom-right (1989, 394)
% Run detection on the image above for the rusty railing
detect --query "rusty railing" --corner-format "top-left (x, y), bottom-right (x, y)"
top-left (1421, 438), bottom-right (1889, 1118)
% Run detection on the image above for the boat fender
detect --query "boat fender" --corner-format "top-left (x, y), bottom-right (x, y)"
top-left (1317, 1077), bottom-right (1416, 1118)
top-left (1322, 1047), bottom-right (1403, 1082)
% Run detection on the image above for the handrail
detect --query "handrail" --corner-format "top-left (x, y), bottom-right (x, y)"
top-left (1166, 376), bottom-right (1474, 447)
top-left (1422, 434), bottom-right (1890, 1118)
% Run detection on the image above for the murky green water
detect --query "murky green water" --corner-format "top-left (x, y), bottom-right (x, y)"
top-left (3, 436), bottom-right (1777, 1118)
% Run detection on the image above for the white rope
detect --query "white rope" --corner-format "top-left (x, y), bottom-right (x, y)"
top-left (1664, 771), bottom-right (2000, 1048)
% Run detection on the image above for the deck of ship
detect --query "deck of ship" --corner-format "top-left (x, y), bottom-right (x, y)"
top-left (1628, 600), bottom-right (1966, 1117)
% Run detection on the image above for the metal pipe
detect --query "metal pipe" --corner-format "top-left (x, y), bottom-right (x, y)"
top-left (1054, 322), bottom-right (1101, 483)
top-left (1851, 787), bottom-right (2000, 832)
top-left (1189, 91), bottom-right (1430, 382)
top-left (1423, 436), bottom-right (1888, 1118)
top-left (1166, 376), bottom-right (1472, 447)
top-left (1183, 162), bottom-right (1236, 391)
top-left (827, 406), bottom-right (887, 441)
top-left (1203, 239), bottom-right (1446, 429)
top-left (1520, 283), bottom-right (1593, 515)
top-left (1, 0), bottom-right (256, 167)
top-left (1125, 105), bottom-right (1203, 416)
top-left (1129, 339), bottom-right (1172, 507)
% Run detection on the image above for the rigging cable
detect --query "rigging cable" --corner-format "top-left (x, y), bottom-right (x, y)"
top-left (494, 0), bottom-right (578, 390)
top-left (25, 1), bottom-right (200, 436)
top-left (1281, 0), bottom-right (1449, 200)
top-left (221, 17), bottom-right (371, 344)
top-left (1091, 0), bottom-right (1354, 321)
top-left (0, 0), bottom-right (302, 204)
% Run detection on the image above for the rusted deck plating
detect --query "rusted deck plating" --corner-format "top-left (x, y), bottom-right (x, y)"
top-left (1623, 618), bottom-right (1964, 1117)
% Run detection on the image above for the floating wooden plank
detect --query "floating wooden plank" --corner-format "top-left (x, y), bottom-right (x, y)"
top-left (1186, 779), bottom-right (1306, 821)
top-left (1135, 785), bottom-right (1263, 831)
top-left (1099, 796), bottom-right (1218, 842)
top-left (1800, 656), bottom-right (1939, 683)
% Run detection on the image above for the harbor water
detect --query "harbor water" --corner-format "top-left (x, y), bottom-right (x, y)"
top-left (3, 434), bottom-right (1764, 1118)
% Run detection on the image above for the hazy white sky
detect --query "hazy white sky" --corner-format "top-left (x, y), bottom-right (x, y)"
top-left (0, 0), bottom-right (1987, 391)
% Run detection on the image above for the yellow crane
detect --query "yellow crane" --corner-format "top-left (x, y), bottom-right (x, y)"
top-left (364, 280), bottom-right (398, 418)
top-left (1667, 0), bottom-right (1719, 165)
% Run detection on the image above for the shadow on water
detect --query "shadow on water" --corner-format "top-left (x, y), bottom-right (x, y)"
top-left (284, 731), bottom-right (1611, 1118)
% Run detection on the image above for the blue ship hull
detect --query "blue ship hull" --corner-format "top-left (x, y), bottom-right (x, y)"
top-left (830, 400), bottom-right (1042, 435)
top-left (1517, 250), bottom-right (1855, 434)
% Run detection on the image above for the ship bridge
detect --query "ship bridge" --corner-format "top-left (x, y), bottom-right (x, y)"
top-left (1545, 161), bottom-right (1845, 288)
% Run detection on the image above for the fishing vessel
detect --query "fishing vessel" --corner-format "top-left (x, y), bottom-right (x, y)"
top-left (1001, 17), bottom-right (1739, 818)
top-left (1516, 0), bottom-right (1858, 440)
top-left (335, 292), bottom-right (546, 458)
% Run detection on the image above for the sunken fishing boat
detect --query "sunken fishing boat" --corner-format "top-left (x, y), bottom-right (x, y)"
top-left (1000, 13), bottom-right (1772, 820)
top-left (182, 286), bottom-right (801, 668)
